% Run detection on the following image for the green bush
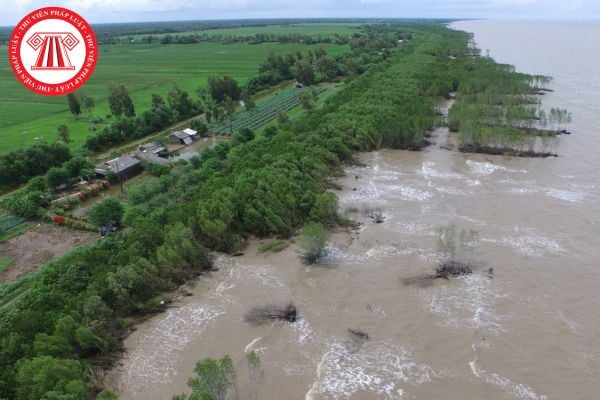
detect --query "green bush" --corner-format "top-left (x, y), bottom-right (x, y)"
top-left (172, 356), bottom-right (235, 400)
top-left (15, 356), bottom-right (91, 400)
top-left (298, 222), bottom-right (329, 264)
top-left (309, 192), bottom-right (339, 226)
top-left (88, 197), bottom-right (124, 227)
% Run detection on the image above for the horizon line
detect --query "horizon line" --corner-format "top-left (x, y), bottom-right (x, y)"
top-left (1, 16), bottom-right (598, 30)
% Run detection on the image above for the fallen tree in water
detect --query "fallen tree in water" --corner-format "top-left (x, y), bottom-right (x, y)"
top-left (434, 260), bottom-right (474, 279)
top-left (459, 144), bottom-right (557, 158)
top-left (348, 328), bottom-right (370, 341)
top-left (402, 264), bottom-right (493, 286)
top-left (243, 303), bottom-right (298, 325)
top-left (345, 328), bottom-right (370, 353)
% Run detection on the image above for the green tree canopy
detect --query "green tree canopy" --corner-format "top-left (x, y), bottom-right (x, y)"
top-left (108, 83), bottom-right (135, 118)
top-left (298, 222), bottom-right (329, 264)
top-left (57, 124), bottom-right (70, 143)
top-left (293, 60), bottom-right (315, 86)
top-left (208, 75), bottom-right (241, 102)
top-left (15, 356), bottom-right (91, 400)
top-left (67, 93), bottom-right (81, 117)
top-left (46, 167), bottom-right (70, 189)
top-left (88, 197), bottom-right (124, 227)
top-left (173, 356), bottom-right (235, 400)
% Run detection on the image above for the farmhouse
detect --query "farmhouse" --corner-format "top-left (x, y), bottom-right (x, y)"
top-left (95, 155), bottom-right (142, 181)
top-left (136, 142), bottom-right (170, 165)
top-left (138, 142), bottom-right (166, 155)
top-left (169, 130), bottom-right (193, 145)
top-left (182, 128), bottom-right (197, 138)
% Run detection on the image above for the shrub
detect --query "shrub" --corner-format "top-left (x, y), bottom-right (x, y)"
top-left (175, 356), bottom-right (236, 400)
top-left (297, 222), bottom-right (329, 264)
top-left (309, 193), bottom-right (339, 226)
top-left (88, 197), bottom-right (124, 227)
top-left (46, 167), bottom-right (71, 190)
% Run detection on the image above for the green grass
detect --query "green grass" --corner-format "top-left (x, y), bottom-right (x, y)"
top-left (257, 239), bottom-right (290, 253)
top-left (0, 40), bottom-right (349, 155)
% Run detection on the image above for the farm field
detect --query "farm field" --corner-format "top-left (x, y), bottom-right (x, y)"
top-left (0, 39), bottom-right (349, 155)
top-left (0, 213), bottom-right (24, 236)
top-left (117, 22), bottom-right (362, 41)
top-left (208, 85), bottom-right (327, 134)
top-left (0, 223), bottom-right (97, 283)
top-left (0, 213), bottom-right (27, 247)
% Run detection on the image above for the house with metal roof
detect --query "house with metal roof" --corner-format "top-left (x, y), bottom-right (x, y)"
top-left (95, 155), bottom-right (142, 181)
top-left (169, 130), bottom-right (193, 145)
top-left (182, 128), bottom-right (197, 137)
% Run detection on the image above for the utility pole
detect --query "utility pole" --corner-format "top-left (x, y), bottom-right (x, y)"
top-left (114, 159), bottom-right (124, 194)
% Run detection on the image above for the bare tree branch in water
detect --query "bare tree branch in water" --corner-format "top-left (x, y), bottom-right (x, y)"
top-left (243, 303), bottom-right (298, 325)
top-left (364, 206), bottom-right (384, 223)
top-left (345, 328), bottom-right (370, 354)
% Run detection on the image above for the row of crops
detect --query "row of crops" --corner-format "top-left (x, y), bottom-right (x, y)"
top-left (0, 213), bottom-right (24, 235)
top-left (208, 85), bottom-right (327, 135)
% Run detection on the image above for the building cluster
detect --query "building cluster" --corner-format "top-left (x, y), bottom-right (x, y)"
top-left (95, 127), bottom-right (199, 181)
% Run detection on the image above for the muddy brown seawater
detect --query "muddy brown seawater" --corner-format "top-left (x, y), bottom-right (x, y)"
top-left (107, 21), bottom-right (600, 400)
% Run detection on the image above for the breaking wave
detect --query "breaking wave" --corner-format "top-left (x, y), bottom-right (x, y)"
top-left (469, 359), bottom-right (548, 400)
top-left (306, 340), bottom-right (434, 399)
top-left (126, 304), bottom-right (225, 394)
top-left (426, 274), bottom-right (506, 333)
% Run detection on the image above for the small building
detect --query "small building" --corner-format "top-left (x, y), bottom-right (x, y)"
top-left (169, 130), bottom-right (193, 145)
top-left (136, 142), bottom-right (170, 165)
top-left (138, 142), bottom-right (167, 155)
top-left (182, 128), bottom-right (198, 138)
top-left (95, 155), bottom-right (141, 181)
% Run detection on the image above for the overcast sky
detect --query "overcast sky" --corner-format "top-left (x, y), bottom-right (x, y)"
top-left (3, 0), bottom-right (599, 26)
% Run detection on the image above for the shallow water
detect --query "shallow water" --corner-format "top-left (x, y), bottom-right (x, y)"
top-left (107, 20), bottom-right (600, 399)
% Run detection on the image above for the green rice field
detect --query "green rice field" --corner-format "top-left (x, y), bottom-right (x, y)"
top-left (118, 23), bottom-right (361, 41)
top-left (0, 35), bottom-right (350, 155)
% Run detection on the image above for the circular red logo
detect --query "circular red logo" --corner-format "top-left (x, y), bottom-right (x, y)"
top-left (8, 7), bottom-right (98, 96)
